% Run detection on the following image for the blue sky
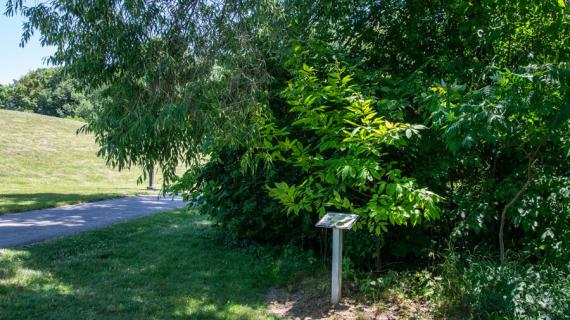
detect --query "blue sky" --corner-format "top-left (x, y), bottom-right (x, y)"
top-left (0, 4), bottom-right (55, 85)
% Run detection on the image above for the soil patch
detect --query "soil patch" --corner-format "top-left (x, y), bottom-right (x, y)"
top-left (264, 286), bottom-right (433, 319)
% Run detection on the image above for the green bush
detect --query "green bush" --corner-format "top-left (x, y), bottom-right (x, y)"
top-left (352, 254), bottom-right (570, 320)
top-left (170, 148), bottom-right (319, 247)
top-left (459, 261), bottom-right (570, 319)
top-left (265, 62), bottom-right (441, 236)
top-left (162, 0), bottom-right (570, 276)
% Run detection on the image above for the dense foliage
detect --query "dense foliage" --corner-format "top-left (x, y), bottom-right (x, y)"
top-left (0, 68), bottom-right (94, 119)
top-left (266, 62), bottom-right (440, 234)
top-left (458, 260), bottom-right (570, 318)
top-left (9, 0), bottom-right (570, 317)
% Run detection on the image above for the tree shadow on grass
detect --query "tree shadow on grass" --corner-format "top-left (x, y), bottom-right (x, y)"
top-left (0, 212), bottom-right (299, 319)
top-left (0, 192), bottom-right (130, 214)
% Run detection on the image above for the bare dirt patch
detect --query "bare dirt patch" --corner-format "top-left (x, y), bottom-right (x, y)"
top-left (264, 285), bottom-right (433, 320)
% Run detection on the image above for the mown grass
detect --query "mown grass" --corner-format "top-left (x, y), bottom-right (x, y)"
top-left (0, 109), bottom-right (158, 214)
top-left (0, 209), bottom-right (309, 319)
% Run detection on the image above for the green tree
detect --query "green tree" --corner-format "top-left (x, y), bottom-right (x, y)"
top-left (0, 68), bottom-right (94, 119)
top-left (6, 0), bottom-right (276, 181)
top-left (0, 84), bottom-right (9, 107)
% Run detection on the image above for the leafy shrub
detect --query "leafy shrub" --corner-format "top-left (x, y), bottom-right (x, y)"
top-left (265, 61), bottom-right (441, 242)
top-left (166, 1), bottom-right (570, 276)
top-left (426, 65), bottom-right (570, 263)
top-left (357, 269), bottom-right (442, 303)
top-left (459, 261), bottom-right (570, 319)
top-left (352, 253), bottom-right (570, 320)
top-left (170, 148), bottom-right (319, 247)
top-left (170, 58), bottom-right (443, 269)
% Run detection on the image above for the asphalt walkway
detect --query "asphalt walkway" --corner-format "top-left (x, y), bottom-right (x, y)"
top-left (0, 195), bottom-right (185, 248)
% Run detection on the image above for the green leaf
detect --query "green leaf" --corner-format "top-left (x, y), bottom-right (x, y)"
top-left (302, 64), bottom-right (315, 72)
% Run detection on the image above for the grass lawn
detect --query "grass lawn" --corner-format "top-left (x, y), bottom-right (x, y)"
top-left (0, 209), bottom-right (308, 319)
top-left (0, 110), bottom-right (159, 214)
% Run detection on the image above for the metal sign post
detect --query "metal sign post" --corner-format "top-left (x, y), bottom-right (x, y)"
top-left (316, 212), bottom-right (359, 305)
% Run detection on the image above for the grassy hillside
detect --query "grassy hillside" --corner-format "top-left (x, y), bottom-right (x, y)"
top-left (0, 109), bottom-right (157, 214)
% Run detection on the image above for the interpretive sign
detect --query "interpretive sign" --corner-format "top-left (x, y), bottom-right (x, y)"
top-left (315, 212), bottom-right (359, 305)
top-left (315, 212), bottom-right (359, 230)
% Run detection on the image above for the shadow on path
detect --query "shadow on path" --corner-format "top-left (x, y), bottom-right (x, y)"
top-left (0, 195), bottom-right (184, 248)
top-left (0, 192), bottom-right (133, 214)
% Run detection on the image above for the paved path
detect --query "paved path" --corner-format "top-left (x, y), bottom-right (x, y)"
top-left (0, 195), bottom-right (185, 248)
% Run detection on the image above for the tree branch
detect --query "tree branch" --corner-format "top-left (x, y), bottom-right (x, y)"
top-left (499, 155), bottom-right (536, 264)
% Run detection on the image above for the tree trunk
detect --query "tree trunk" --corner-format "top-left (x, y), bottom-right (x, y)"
top-left (499, 168), bottom-right (533, 264)
top-left (147, 164), bottom-right (155, 190)
top-left (375, 236), bottom-right (382, 272)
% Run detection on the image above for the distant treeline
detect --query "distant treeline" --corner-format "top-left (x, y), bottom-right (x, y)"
top-left (0, 68), bottom-right (94, 119)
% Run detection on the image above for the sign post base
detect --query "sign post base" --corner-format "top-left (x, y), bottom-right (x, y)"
top-left (331, 228), bottom-right (343, 304)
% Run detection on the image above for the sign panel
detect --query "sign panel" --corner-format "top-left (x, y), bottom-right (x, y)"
top-left (315, 212), bottom-right (359, 230)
